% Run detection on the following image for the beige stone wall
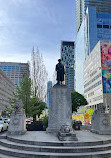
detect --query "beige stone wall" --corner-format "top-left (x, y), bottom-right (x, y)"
top-left (0, 69), bottom-right (14, 113)
top-left (84, 41), bottom-right (103, 108)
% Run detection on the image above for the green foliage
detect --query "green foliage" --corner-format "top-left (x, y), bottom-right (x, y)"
top-left (87, 108), bottom-right (94, 116)
top-left (42, 116), bottom-right (48, 130)
top-left (6, 74), bottom-right (46, 117)
top-left (5, 97), bottom-right (16, 117)
top-left (29, 98), bottom-right (46, 117)
top-left (15, 73), bottom-right (32, 116)
top-left (71, 92), bottom-right (88, 112)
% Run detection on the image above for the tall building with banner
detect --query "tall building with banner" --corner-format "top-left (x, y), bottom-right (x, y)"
top-left (84, 41), bottom-right (111, 113)
top-left (61, 41), bottom-right (75, 92)
top-left (75, 0), bottom-right (111, 94)
top-left (0, 62), bottom-right (29, 87)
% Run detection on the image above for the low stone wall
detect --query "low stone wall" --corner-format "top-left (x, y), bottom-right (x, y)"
top-left (81, 125), bottom-right (92, 130)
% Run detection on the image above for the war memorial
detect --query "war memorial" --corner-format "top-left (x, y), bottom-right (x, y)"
top-left (0, 60), bottom-right (111, 157)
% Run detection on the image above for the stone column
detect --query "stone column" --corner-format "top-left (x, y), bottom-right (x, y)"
top-left (47, 84), bottom-right (72, 133)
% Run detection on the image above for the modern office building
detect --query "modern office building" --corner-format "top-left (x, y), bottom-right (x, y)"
top-left (47, 81), bottom-right (52, 108)
top-left (0, 69), bottom-right (14, 114)
top-left (0, 62), bottom-right (29, 87)
top-left (85, 7), bottom-right (111, 58)
top-left (75, 1), bottom-right (111, 94)
top-left (84, 41), bottom-right (111, 113)
top-left (76, 0), bottom-right (111, 33)
top-left (61, 41), bottom-right (75, 92)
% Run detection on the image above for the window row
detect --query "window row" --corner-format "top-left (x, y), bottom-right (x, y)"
top-left (84, 72), bottom-right (101, 88)
top-left (84, 80), bottom-right (102, 93)
top-left (89, 95), bottom-right (103, 103)
top-left (97, 24), bottom-right (111, 29)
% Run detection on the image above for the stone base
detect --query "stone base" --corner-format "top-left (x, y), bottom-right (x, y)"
top-left (46, 128), bottom-right (59, 133)
top-left (91, 112), bottom-right (111, 135)
top-left (58, 132), bottom-right (78, 141)
top-left (57, 125), bottom-right (78, 141)
top-left (7, 130), bottom-right (26, 135)
top-left (7, 110), bottom-right (26, 135)
top-left (91, 129), bottom-right (111, 135)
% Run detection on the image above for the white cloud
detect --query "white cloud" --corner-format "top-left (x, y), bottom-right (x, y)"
top-left (44, 55), bottom-right (58, 81)
top-left (0, 0), bottom-right (75, 85)
top-left (0, 53), bottom-right (30, 63)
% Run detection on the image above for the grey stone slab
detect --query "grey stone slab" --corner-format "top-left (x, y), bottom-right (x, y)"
top-left (1, 131), bottom-right (111, 157)
top-left (7, 101), bottom-right (26, 135)
top-left (0, 153), bottom-right (19, 158)
top-left (47, 85), bottom-right (72, 133)
top-left (2, 138), bottom-right (111, 153)
top-left (91, 103), bottom-right (111, 135)
top-left (4, 130), bottom-right (111, 148)
top-left (0, 144), bottom-right (111, 158)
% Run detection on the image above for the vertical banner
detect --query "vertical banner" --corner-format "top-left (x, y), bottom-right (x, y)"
top-left (101, 42), bottom-right (111, 93)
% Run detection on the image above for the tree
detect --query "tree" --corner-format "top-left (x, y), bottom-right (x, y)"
top-left (5, 74), bottom-right (32, 117)
top-left (5, 98), bottom-right (16, 117)
top-left (71, 92), bottom-right (88, 112)
top-left (29, 97), bottom-right (46, 118)
top-left (31, 47), bottom-right (48, 101)
top-left (7, 74), bottom-right (46, 118)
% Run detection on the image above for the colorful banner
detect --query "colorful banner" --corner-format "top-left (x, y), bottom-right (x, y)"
top-left (101, 42), bottom-right (111, 93)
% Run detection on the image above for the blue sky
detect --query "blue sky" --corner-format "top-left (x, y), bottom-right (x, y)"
top-left (0, 0), bottom-right (78, 89)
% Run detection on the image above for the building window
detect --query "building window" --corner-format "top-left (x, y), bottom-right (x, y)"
top-left (103, 25), bottom-right (109, 29)
top-left (97, 24), bottom-right (102, 28)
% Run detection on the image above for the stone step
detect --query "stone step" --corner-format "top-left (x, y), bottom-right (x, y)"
top-left (1, 138), bottom-right (111, 153)
top-left (0, 153), bottom-right (19, 158)
top-left (1, 144), bottom-right (111, 158)
top-left (7, 135), bottom-right (111, 147)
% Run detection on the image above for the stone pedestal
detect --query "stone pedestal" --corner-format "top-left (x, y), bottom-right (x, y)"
top-left (7, 100), bottom-right (26, 135)
top-left (47, 85), bottom-right (72, 133)
top-left (58, 125), bottom-right (78, 141)
top-left (91, 103), bottom-right (111, 134)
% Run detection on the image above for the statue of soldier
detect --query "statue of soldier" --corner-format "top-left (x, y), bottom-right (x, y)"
top-left (56, 59), bottom-right (65, 84)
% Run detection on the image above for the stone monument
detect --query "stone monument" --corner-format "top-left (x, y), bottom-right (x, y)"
top-left (91, 103), bottom-right (111, 134)
top-left (47, 59), bottom-right (77, 141)
top-left (7, 100), bottom-right (26, 135)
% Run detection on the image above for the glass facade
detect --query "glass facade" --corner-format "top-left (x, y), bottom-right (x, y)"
top-left (47, 81), bottom-right (52, 108)
top-left (61, 41), bottom-right (75, 92)
top-left (85, 0), bottom-right (111, 13)
top-left (75, 20), bottom-right (85, 94)
top-left (76, 0), bottom-right (111, 33)
top-left (0, 62), bottom-right (29, 87)
top-left (85, 7), bottom-right (111, 58)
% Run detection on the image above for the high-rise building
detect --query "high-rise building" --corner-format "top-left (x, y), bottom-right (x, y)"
top-left (84, 41), bottom-right (111, 113)
top-left (47, 81), bottom-right (52, 108)
top-left (75, 0), bottom-right (111, 94)
top-left (61, 41), bottom-right (75, 92)
top-left (76, 0), bottom-right (84, 33)
top-left (85, 7), bottom-right (111, 58)
top-left (76, 0), bottom-right (111, 33)
top-left (0, 62), bottom-right (29, 87)
top-left (0, 69), bottom-right (14, 114)
top-left (85, 0), bottom-right (111, 13)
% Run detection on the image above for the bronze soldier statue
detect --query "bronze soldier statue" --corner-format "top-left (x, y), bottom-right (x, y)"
top-left (56, 59), bottom-right (65, 85)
